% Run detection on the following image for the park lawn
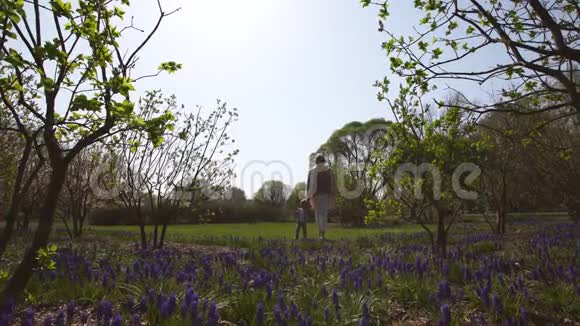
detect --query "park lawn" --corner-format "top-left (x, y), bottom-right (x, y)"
top-left (88, 222), bottom-right (427, 241)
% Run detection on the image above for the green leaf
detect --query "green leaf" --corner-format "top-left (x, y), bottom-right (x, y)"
top-left (113, 99), bottom-right (135, 117)
top-left (466, 26), bottom-right (475, 34)
top-left (71, 94), bottom-right (102, 112)
top-left (379, 3), bottom-right (389, 19)
top-left (432, 47), bottom-right (443, 59)
top-left (51, 0), bottom-right (72, 17)
top-left (5, 49), bottom-right (26, 67)
top-left (40, 77), bottom-right (55, 91)
top-left (158, 61), bottom-right (183, 74)
top-left (113, 6), bottom-right (125, 18)
top-left (524, 81), bottom-right (537, 92)
top-left (448, 21), bottom-right (457, 31)
top-left (390, 57), bottom-right (403, 69)
top-left (382, 39), bottom-right (396, 55)
top-left (360, 0), bottom-right (371, 7)
top-left (119, 80), bottom-right (135, 97)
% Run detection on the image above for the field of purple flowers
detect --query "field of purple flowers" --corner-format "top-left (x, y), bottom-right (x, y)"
top-left (0, 222), bottom-right (579, 325)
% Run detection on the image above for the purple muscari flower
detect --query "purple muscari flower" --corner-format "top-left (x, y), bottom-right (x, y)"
top-left (184, 286), bottom-right (195, 306)
top-left (168, 293), bottom-right (177, 315)
top-left (274, 304), bottom-right (284, 325)
top-left (138, 296), bottom-right (147, 313)
top-left (520, 307), bottom-right (527, 326)
top-left (191, 299), bottom-right (199, 320)
top-left (305, 314), bottom-right (313, 326)
top-left (0, 313), bottom-right (13, 326)
top-left (97, 300), bottom-right (113, 323)
top-left (180, 301), bottom-right (188, 317)
top-left (1, 312), bottom-right (14, 326)
top-left (438, 280), bottom-right (451, 301)
top-left (441, 263), bottom-right (449, 277)
top-left (266, 283), bottom-right (273, 301)
top-left (359, 315), bottom-right (368, 326)
top-left (207, 301), bottom-right (220, 326)
top-left (256, 302), bottom-right (264, 326)
top-left (147, 288), bottom-right (156, 304)
top-left (111, 312), bottom-right (122, 326)
top-left (160, 299), bottom-right (171, 319)
top-left (289, 303), bottom-right (298, 318)
top-left (429, 292), bottom-right (438, 306)
top-left (55, 310), bottom-right (66, 326)
top-left (296, 312), bottom-right (304, 326)
top-left (277, 293), bottom-right (286, 313)
top-left (202, 299), bottom-right (208, 313)
top-left (156, 294), bottom-right (166, 310)
top-left (479, 283), bottom-right (491, 307)
top-left (66, 300), bottom-right (76, 321)
top-left (126, 296), bottom-right (135, 311)
top-left (456, 288), bottom-right (464, 302)
top-left (332, 289), bottom-right (339, 310)
top-left (130, 313), bottom-right (140, 326)
top-left (324, 307), bottom-right (330, 322)
top-left (492, 294), bottom-right (503, 315)
top-left (80, 311), bottom-right (89, 324)
top-left (43, 314), bottom-right (53, 326)
top-left (21, 308), bottom-right (35, 326)
top-left (476, 312), bottom-right (487, 325)
top-left (361, 303), bottom-right (369, 318)
top-left (438, 304), bottom-right (451, 326)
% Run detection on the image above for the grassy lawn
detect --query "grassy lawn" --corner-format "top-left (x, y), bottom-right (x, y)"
top-left (88, 222), bottom-right (427, 241)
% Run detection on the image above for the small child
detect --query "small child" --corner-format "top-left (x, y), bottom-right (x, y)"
top-left (294, 199), bottom-right (309, 240)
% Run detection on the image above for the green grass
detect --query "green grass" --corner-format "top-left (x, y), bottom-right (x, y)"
top-left (89, 222), bottom-right (426, 241)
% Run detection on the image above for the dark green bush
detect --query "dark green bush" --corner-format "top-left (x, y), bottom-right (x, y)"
top-left (89, 200), bottom-right (293, 225)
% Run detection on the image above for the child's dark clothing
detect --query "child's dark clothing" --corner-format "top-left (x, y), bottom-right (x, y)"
top-left (295, 207), bottom-right (308, 239)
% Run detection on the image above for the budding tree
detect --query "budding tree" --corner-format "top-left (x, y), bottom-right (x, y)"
top-left (0, 0), bottom-right (181, 302)
top-left (117, 91), bottom-right (238, 249)
top-left (363, 0), bottom-right (580, 116)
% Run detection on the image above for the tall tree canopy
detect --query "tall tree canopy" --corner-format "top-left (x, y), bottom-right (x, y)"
top-left (254, 180), bottom-right (290, 208)
top-left (317, 118), bottom-right (391, 225)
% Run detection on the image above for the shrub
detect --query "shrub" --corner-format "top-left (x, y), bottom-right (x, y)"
top-left (89, 201), bottom-right (293, 225)
top-left (90, 207), bottom-right (136, 225)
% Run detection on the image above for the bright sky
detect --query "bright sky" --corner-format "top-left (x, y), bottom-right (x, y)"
top-left (123, 0), bottom-right (492, 198)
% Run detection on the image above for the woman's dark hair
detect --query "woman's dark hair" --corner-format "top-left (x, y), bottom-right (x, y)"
top-left (315, 154), bottom-right (326, 164)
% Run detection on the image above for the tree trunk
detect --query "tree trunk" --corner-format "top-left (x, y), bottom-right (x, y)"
top-left (0, 165), bottom-right (67, 306)
top-left (435, 206), bottom-right (447, 257)
top-left (497, 171), bottom-right (508, 234)
top-left (61, 213), bottom-right (74, 241)
top-left (72, 209), bottom-right (80, 238)
top-left (0, 140), bottom-right (33, 259)
top-left (153, 224), bottom-right (159, 248)
top-left (159, 223), bottom-right (168, 249)
top-left (0, 209), bottom-right (18, 260)
top-left (495, 208), bottom-right (507, 234)
top-left (138, 223), bottom-right (147, 249)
